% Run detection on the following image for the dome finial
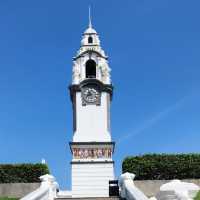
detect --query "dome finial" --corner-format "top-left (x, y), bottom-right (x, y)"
top-left (88, 5), bottom-right (92, 28)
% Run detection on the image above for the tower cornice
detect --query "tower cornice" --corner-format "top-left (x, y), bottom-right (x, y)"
top-left (74, 49), bottom-right (108, 60)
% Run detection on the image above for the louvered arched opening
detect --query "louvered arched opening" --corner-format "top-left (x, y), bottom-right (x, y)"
top-left (86, 60), bottom-right (96, 78)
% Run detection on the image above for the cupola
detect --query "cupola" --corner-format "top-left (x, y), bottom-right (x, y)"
top-left (72, 8), bottom-right (111, 85)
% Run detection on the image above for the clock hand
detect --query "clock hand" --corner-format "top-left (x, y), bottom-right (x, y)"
top-left (87, 91), bottom-right (92, 97)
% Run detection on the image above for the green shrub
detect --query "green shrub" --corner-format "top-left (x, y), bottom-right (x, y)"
top-left (0, 198), bottom-right (18, 200)
top-left (0, 163), bottom-right (49, 183)
top-left (122, 154), bottom-right (200, 180)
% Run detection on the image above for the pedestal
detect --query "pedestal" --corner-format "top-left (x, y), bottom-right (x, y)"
top-left (70, 142), bottom-right (115, 197)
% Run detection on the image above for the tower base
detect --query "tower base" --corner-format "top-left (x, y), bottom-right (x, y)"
top-left (71, 161), bottom-right (114, 198)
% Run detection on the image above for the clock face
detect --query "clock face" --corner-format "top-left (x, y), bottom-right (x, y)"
top-left (82, 87), bottom-right (100, 105)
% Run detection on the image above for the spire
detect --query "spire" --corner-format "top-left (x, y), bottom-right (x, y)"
top-left (88, 5), bottom-right (92, 28)
top-left (84, 6), bottom-right (97, 34)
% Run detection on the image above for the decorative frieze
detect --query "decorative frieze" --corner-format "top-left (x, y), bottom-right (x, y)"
top-left (72, 148), bottom-right (112, 159)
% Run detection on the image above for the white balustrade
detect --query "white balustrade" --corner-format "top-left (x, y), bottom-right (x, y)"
top-left (20, 174), bottom-right (58, 200)
top-left (119, 172), bottom-right (149, 200)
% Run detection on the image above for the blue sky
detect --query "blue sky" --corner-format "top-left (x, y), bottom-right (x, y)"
top-left (0, 0), bottom-right (200, 189)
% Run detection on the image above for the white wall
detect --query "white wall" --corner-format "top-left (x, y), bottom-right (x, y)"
top-left (73, 92), bottom-right (111, 142)
top-left (72, 162), bottom-right (114, 197)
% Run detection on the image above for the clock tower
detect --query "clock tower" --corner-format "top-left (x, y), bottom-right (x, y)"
top-left (69, 15), bottom-right (115, 197)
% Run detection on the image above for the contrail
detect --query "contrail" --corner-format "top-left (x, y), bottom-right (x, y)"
top-left (116, 94), bottom-right (191, 144)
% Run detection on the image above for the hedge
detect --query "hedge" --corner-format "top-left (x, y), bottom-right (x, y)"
top-left (0, 163), bottom-right (49, 183)
top-left (122, 154), bottom-right (200, 180)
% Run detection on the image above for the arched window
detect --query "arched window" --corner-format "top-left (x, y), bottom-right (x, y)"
top-left (86, 60), bottom-right (96, 78)
top-left (88, 36), bottom-right (93, 44)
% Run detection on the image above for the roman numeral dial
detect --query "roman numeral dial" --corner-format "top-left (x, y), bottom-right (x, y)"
top-left (81, 86), bottom-right (100, 105)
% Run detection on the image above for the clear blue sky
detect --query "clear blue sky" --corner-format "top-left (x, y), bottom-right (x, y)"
top-left (0, 0), bottom-right (200, 189)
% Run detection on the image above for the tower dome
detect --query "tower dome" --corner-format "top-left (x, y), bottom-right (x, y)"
top-left (84, 26), bottom-right (97, 34)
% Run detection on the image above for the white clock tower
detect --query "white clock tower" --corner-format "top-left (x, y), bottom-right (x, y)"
top-left (69, 14), bottom-right (115, 198)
